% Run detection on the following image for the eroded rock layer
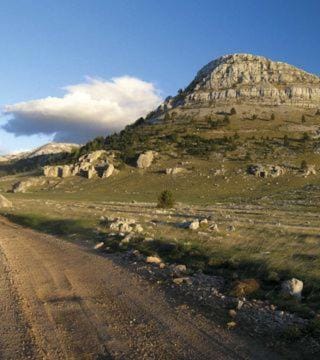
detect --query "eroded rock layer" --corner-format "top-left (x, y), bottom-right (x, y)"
top-left (164, 54), bottom-right (320, 109)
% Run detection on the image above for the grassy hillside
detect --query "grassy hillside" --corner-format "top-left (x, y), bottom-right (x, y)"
top-left (1, 103), bottom-right (320, 323)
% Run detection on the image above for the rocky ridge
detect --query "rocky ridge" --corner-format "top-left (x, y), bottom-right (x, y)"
top-left (43, 150), bottom-right (117, 179)
top-left (0, 142), bottom-right (80, 163)
top-left (159, 53), bottom-right (320, 111)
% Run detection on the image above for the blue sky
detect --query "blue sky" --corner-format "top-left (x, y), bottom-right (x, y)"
top-left (0, 0), bottom-right (319, 153)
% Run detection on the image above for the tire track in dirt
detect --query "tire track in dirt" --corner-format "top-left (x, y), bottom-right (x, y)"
top-left (0, 216), bottom-right (280, 359)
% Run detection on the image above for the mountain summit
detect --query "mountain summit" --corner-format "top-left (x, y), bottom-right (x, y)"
top-left (160, 54), bottom-right (320, 113)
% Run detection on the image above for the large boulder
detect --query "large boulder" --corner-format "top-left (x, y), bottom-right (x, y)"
top-left (165, 167), bottom-right (186, 175)
top-left (102, 164), bottom-right (114, 178)
top-left (44, 151), bottom-right (117, 180)
top-left (43, 165), bottom-right (59, 177)
top-left (79, 150), bottom-right (107, 164)
top-left (87, 166), bottom-right (98, 179)
top-left (12, 178), bottom-right (44, 193)
top-left (43, 165), bottom-right (73, 178)
top-left (137, 151), bottom-right (154, 169)
top-left (303, 165), bottom-right (316, 177)
top-left (0, 194), bottom-right (12, 208)
top-left (59, 165), bottom-right (73, 178)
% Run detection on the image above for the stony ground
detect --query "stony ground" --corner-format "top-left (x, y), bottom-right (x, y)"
top-left (1, 195), bottom-right (320, 358)
top-left (0, 216), bottom-right (281, 360)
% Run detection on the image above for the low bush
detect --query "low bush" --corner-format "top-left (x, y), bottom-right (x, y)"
top-left (157, 190), bottom-right (175, 208)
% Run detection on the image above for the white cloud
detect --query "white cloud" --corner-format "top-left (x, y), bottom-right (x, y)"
top-left (2, 76), bottom-right (162, 143)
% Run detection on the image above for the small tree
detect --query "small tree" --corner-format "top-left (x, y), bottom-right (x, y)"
top-left (316, 109), bottom-right (320, 116)
top-left (164, 112), bottom-right (171, 121)
top-left (301, 160), bottom-right (308, 171)
top-left (252, 114), bottom-right (257, 120)
top-left (233, 132), bottom-right (240, 140)
top-left (301, 115), bottom-right (306, 123)
top-left (223, 115), bottom-right (230, 125)
top-left (270, 113), bottom-right (275, 121)
top-left (157, 190), bottom-right (175, 208)
top-left (230, 107), bottom-right (237, 115)
top-left (302, 132), bottom-right (310, 142)
top-left (244, 152), bottom-right (252, 161)
top-left (283, 135), bottom-right (289, 147)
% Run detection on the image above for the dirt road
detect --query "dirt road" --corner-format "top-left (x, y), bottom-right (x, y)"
top-left (0, 216), bottom-right (279, 359)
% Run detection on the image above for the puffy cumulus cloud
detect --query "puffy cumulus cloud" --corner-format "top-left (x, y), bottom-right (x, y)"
top-left (3, 76), bottom-right (162, 143)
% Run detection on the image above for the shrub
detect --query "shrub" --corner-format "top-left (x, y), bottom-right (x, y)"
top-left (164, 112), bottom-right (171, 121)
top-left (233, 132), bottom-right (240, 140)
top-left (301, 115), bottom-right (306, 123)
top-left (157, 190), bottom-right (175, 208)
top-left (208, 117), bottom-right (230, 129)
top-left (301, 160), bottom-right (308, 171)
top-left (131, 117), bottom-right (145, 128)
top-left (302, 132), bottom-right (310, 142)
top-left (307, 318), bottom-right (320, 337)
top-left (282, 325), bottom-right (303, 342)
top-left (283, 135), bottom-right (289, 147)
top-left (230, 278), bottom-right (260, 297)
top-left (270, 113), bottom-right (275, 120)
top-left (230, 107), bottom-right (237, 115)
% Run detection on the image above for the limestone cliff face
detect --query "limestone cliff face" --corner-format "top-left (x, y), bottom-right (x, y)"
top-left (164, 54), bottom-right (320, 109)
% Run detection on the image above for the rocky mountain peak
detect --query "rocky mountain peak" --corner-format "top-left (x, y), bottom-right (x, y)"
top-left (162, 53), bottom-right (320, 110)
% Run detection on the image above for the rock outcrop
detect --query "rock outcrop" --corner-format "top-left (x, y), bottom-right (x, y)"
top-left (248, 164), bottom-right (285, 178)
top-left (137, 151), bottom-right (155, 169)
top-left (0, 194), bottom-right (12, 208)
top-left (102, 163), bottom-right (114, 178)
top-left (165, 167), bottom-right (186, 175)
top-left (43, 150), bottom-right (117, 179)
top-left (159, 54), bottom-right (320, 111)
top-left (12, 178), bottom-right (45, 193)
top-left (303, 165), bottom-right (317, 177)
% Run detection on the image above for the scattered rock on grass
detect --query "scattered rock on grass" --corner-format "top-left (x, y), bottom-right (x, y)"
top-left (281, 278), bottom-right (303, 300)
top-left (173, 277), bottom-right (192, 285)
top-left (106, 217), bottom-right (143, 234)
top-left (189, 220), bottom-right (200, 230)
top-left (146, 256), bottom-right (162, 265)
top-left (229, 309), bottom-right (237, 318)
top-left (227, 321), bottom-right (237, 329)
top-left (173, 264), bottom-right (187, 276)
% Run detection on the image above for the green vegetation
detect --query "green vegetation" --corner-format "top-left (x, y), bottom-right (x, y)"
top-left (1, 105), bottom-right (320, 325)
top-left (2, 176), bottom-right (320, 320)
top-left (178, 134), bottom-right (235, 156)
top-left (157, 190), bottom-right (175, 208)
top-left (208, 116), bottom-right (230, 129)
top-left (301, 159), bottom-right (308, 171)
top-left (302, 132), bottom-right (310, 142)
top-left (230, 279), bottom-right (260, 298)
